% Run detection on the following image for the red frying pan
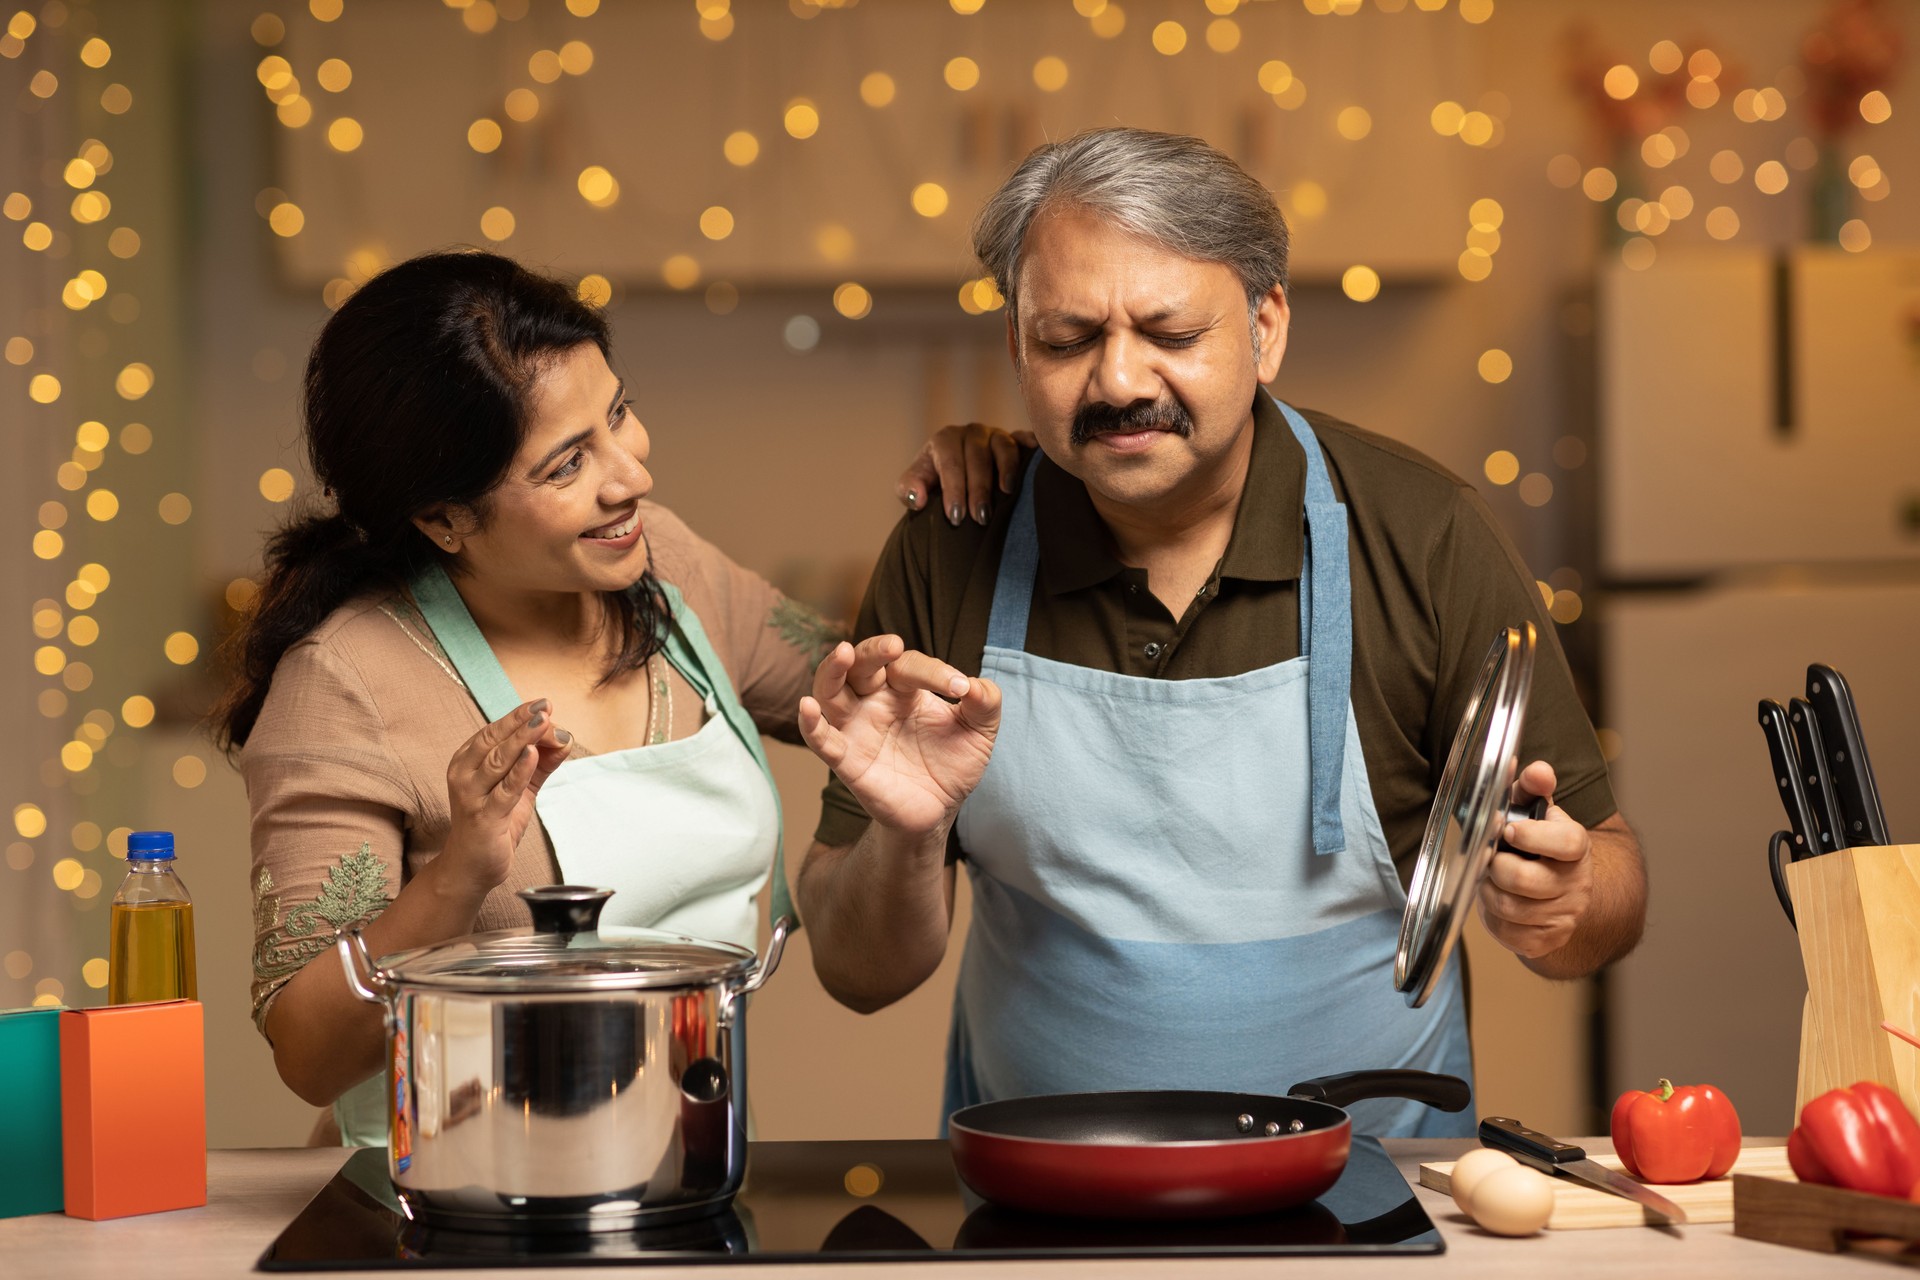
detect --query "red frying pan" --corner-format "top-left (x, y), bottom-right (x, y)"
top-left (947, 1070), bottom-right (1470, 1220)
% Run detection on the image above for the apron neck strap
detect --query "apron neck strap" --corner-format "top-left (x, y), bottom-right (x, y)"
top-left (984, 454), bottom-right (1046, 652)
top-left (407, 561), bottom-right (527, 723)
top-left (1271, 393), bottom-right (1353, 857)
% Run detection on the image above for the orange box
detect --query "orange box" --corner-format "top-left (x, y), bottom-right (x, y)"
top-left (60, 999), bottom-right (207, 1220)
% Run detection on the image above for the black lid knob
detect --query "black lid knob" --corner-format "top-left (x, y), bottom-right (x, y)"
top-left (519, 885), bottom-right (613, 935)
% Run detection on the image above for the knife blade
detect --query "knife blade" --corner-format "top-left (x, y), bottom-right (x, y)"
top-left (1805, 664), bottom-right (1891, 846)
top-left (1758, 699), bottom-right (1818, 860)
top-left (1479, 1116), bottom-right (1689, 1225)
top-left (1787, 697), bottom-right (1844, 853)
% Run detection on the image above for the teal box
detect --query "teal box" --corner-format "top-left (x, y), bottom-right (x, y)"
top-left (0, 1007), bottom-right (64, 1217)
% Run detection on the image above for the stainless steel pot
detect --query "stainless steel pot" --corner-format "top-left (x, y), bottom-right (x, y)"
top-left (336, 885), bottom-right (791, 1232)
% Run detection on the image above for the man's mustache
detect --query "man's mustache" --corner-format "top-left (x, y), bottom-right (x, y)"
top-left (1070, 397), bottom-right (1195, 445)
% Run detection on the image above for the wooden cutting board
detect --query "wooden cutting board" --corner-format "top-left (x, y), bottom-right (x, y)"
top-left (1418, 1145), bottom-right (1796, 1228)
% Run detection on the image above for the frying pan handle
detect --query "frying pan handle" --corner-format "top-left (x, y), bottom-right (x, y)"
top-left (1288, 1070), bottom-right (1472, 1113)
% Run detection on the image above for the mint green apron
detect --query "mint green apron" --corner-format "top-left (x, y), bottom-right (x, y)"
top-left (334, 567), bottom-right (794, 1147)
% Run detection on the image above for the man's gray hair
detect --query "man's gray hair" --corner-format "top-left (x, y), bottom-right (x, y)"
top-left (971, 127), bottom-right (1290, 326)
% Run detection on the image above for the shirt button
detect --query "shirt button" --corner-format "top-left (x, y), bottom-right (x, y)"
top-left (1128, 583), bottom-right (1140, 594)
top-left (1144, 642), bottom-right (1162, 659)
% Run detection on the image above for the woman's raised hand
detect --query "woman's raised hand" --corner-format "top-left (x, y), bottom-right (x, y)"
top-left (798, 636), bottom-right (1000, 837)
top-left (442, 699), bottom-right (570, 893)
top-left (896, 423), bottom-right (1038, 526)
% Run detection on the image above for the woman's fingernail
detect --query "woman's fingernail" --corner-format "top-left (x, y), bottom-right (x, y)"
top-left (530, 711), bottom-right (547, 729)
top-left (948, 504), bottom-right (963, 526)
top-left (974, 504), bottom-right (989, 524)
top-left (531, 698), bottom-right (551, 715)
top-left (949, 676), bottom-right (969, 697)
top-left (554, 727), bottom-right (573, 747)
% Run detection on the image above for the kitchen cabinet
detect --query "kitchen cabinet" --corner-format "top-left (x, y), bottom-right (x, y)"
top-left (1597, 247), bottom-right (1920, 577)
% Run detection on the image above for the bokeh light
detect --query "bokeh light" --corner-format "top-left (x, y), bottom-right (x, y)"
top-left (911, 182), bottom-right (950, 218)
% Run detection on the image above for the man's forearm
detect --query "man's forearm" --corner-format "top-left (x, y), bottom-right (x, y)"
top-left (1523, 815), bottom-right (1647, 981)
top-left (796, 822), bottom-right (956, 1014)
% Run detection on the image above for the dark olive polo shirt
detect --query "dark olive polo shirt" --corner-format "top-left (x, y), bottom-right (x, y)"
top-left (815, 394), bottom-right (1618, 884)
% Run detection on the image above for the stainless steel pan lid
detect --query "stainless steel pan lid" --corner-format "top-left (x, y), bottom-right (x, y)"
top-left (372, 885), bottom-right (757, 994)
top-left (1394, 623), bottom-right (1538, 1008)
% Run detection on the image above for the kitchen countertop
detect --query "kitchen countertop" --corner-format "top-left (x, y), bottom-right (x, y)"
top-left (0, 1140), bottom-right (1886, 1277)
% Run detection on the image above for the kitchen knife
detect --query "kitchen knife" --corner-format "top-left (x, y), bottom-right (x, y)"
top-left (1479, 1117), bottom-right (1689, 1225)
top-left (1758, 699), bottom-right (1818, 860)
top-left (1787, 697), bottom-right (1845, 853)
top-left (1805, 664), bottom-right (1892, 847)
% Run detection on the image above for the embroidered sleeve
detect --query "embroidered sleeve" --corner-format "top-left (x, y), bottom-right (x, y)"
top-left (251, 844), bottom-right (393, 1033)
top-left (768, 596), bottom-right (844, 667)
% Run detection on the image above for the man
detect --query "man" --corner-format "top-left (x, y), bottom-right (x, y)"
top-left (794, 128), bottom-right (1646, 1138)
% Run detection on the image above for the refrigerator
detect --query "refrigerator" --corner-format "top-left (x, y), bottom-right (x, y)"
top-left (1599, 246), bottom-right (1920, 1132)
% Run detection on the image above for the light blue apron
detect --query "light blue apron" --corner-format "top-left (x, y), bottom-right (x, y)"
top-left (946, 396), bottom-right (1474, 1139)
top-left (333, 566), bottom-right (792, 1147)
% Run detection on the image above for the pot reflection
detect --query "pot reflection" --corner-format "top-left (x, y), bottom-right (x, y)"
top-left (400, 1206), bottom-right (750, 1260)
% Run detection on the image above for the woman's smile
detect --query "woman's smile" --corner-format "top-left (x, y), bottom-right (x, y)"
top-left (581, 503), bottom-right (643, 550)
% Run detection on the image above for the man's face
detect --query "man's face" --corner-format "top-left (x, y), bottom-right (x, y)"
top-left (1009, 206), bottom-right (1289, 512)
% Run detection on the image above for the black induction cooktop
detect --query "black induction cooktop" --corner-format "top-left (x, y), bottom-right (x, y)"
top-left (257, 1137), bottom-right (1441, 1268)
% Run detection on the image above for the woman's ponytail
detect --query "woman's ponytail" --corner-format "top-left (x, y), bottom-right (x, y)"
top-left (215, 511), bottom-right (403, 750)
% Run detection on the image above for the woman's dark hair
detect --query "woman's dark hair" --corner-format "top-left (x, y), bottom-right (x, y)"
top-left (215, 250), bottom-right (667, 750)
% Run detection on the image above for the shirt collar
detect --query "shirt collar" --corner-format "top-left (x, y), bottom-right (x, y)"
top-left (1034, 392), bottom-right (1307, 595)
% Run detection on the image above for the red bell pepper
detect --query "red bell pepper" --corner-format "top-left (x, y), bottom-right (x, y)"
top-left (1609, 1078), bottom-right (1743, 1183)
top-left (1788, 1081), bottom-right (1920, 1199)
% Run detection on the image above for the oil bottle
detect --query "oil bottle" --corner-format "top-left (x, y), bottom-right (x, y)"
top-left (108, 830), bottom-right (198, 1004)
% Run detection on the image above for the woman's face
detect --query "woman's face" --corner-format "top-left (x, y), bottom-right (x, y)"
top-left (446, 342), bottom-right (654, 597)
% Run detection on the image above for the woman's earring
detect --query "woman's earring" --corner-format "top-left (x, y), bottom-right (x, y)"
top-left (442, 535), bottom-right (453, 546)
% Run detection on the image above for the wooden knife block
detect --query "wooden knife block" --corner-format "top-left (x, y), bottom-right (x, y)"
top-left (1787, 844), bottom-right (1920, 1119)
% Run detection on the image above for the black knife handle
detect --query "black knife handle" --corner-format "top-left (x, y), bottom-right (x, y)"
top-left (1806, 664), bottom-right (1892, 846)
top-left (1787, 697), bottom-right (1843, 853)
top-left (1759, 700), bottom-right (1817, 859)
top-left (1480, 1116), bottom-right (1586, 1165)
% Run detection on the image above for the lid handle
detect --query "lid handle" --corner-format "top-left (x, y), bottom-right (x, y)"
top-left (519, 885), bottom-right (613, 935)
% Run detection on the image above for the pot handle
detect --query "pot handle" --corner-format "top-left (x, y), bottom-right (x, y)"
top-left (1288, 1070), bottom-right (1472, 1113)
top-left (718, 914), bottom-right (793, 1027)
top-left (336, 926), bottom-right (393, 1005)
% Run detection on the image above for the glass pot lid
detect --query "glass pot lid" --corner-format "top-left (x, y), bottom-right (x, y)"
top-left (372, 886), bottom-right (757, 994)
top-left (1394, 624), bottom-right (1540, 1009)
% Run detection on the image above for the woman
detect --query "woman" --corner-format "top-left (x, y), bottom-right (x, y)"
top-left (222, 250), bottom-right (1020, 1144)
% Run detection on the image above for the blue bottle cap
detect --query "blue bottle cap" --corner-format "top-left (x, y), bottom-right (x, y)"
top-left (127, 830), bottom-right (175, 860)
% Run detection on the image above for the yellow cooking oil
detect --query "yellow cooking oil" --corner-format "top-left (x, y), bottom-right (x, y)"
top-left (108, 900), bottom-right (198, 1003)
top-left (108, 831), bottom-right (198, 1004)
